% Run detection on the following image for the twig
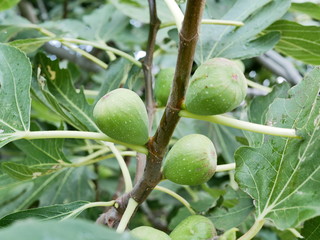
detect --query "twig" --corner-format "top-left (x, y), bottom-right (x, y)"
top-left (63, 0), bottom-right (69, 18)
top-left (136, 0), bottom-right (161, 184)
top-left (143, 0), bottom-right (161, 131)
top-left (18, 0), bottom-right (38, 23)
top-left (36, 0), bottom-right (49, 20)
top-left (257, 50), bottom-right (302, 85)
top-left (43, 43), bottom-right (102, 72)
top-left (99, 0), bottom-right (206, 228)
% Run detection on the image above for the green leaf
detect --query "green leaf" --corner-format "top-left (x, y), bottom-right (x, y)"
top-left (235, 67), bottom-right (320, 229)
top-left (1, 122), bottom-right (69, 180)
top-left (0, 167), bottom-right (95, 218)
top-left (0, 25), bottom-right (25, 42)
top-left (2, 162), bottom-right (53, 180)
top-left (83, 4), bottom-right (128, 42)
top-left (265, 20), bottom-right (320, 65)
top-left (35, 53), bottom-right (99, 132)
top-left (109, 0), bottom-right (174, 23)
top-left (301, 216), bottom-right (320, 240)
top-left (0, 44), bottom-right (32, 148)
top-left (0, 172), bottom-right (63, 218)
top-left (0, 219), bottom-right (137, 240)
top-left (0, 201), bottom-right (88, 227)
top-left (290, 2), bottom-right (320, 21)
top-left (38, 167), bottom-right (95, 206)
top-left (0, 0), bottom-right (20, 11)
top-left (8, 38), bottom-right (52, 53)
top-left (196, 0), bottom-right (290, 62)
top-left (209, 188), bottom-right (254, 231)
top-left (245, 83), bottom-right (290, 147)
top-left (95, 58), bottom-right (133, 102)
top-left (41, 19), bottom-right (95, 39)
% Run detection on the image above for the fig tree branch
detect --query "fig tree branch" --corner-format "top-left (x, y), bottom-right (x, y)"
top-left (98, 0), bottom-right (206, 228)
top-left (143, 0), bottom-right (161, 127)
top-left (135, 0), bottom-right (161, 184)
top-left (257, 50), bottom-right (302, 85)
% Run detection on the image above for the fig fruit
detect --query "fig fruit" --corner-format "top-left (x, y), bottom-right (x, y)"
top-left (232, 59), bottom-right (245, 73)
top-left (185, 58), bottom-right (247, 115)
top-left (93, 88), bottom-right (149, 145)
top-left (163, 134), bottom-right (217, 186)
top-left (170, 215), bottom-right (217, 240)
top-left (154, 68), bottom-right (175, 107)
top-left (131, 226), bottom-right (171, 240)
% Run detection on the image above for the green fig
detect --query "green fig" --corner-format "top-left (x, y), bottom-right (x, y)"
top-left (232, 59), bottom-right (245, 73)
top-left (185, 58), bottom-right (247, 115)
top-left (170, 215), bottom-right (217, 240)
top-left (131, 226), bottom-right (171, 240)
top-left (93, 88), bottom-right (149, 145)
top-left (163, 134), bottom-right (217, 186)
top-left (154, 68), bottom-right (175, 107)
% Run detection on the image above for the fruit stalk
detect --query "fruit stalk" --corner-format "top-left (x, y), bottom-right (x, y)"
top-left (98, 0), bottom-right (206, 227)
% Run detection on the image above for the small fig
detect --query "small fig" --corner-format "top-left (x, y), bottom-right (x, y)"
top-left (170, 215), bottom-right (217, 240)
top-left (154, 68), bottom-right (175, 107)
top-left (185, 58), bottom-right (247, 115)
top-left (163, 134), bottom-right (217, 186)
top-left (131, 226), bottom-right (171, 240)
top-left (93, 88), bottom-right (149, 145)
top-left (232, 59), bottom-right (245, 73)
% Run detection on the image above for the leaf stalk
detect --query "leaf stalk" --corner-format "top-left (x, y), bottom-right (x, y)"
top-left (179, 110), bottom-right (300, 139)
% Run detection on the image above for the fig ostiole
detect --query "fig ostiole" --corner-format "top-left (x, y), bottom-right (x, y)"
top-left (170, 215), bottom-right (217, 240)
top-left (154, 68), bottom-right (175, 107)
top-left (131, 226), bottom-right (171, 240)
top-left (93, 88), bottom-right (149, 145)
top-left (185, 58), bottom-right (247, 115)
top-left (162, 134), bottom-right (217, 186)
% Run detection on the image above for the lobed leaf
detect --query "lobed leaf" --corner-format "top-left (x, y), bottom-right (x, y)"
top-left (0, 44), bottom-right (31, 148)
top-left (301, 216), bottom-right (320, 240)
top-left (196, 0), bottom-right (290, 62)
top-left (235, 67), bottom-right (320, 229)
top-left (35, 53), bottom-right (99, 132)
top-left (0, 201), bottom-right (88, 227)
top-left (265, 20), bottom-right (320, 65)
top-left (290, 2), bottom-right (320, 21)
top-left (0, 167), bottom-right (95, 218)
top-left (0, 219), bottom-right (137, 240)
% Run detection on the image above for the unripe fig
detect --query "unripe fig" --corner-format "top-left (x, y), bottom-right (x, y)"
top-left (163, 134), bottom-right (217, 186)
top-left (170, 215), bottom-right (217, 240)
top-left (185, 58), bottom-right (247, 115)
top-left (154, 68), bottom-right (175, 107)
top-left (131, 226), bottom-right (171, 240)
top-left (232, 59), bottom-right (245, 73)
top-left (93, 88), bottom-right (149, 145)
